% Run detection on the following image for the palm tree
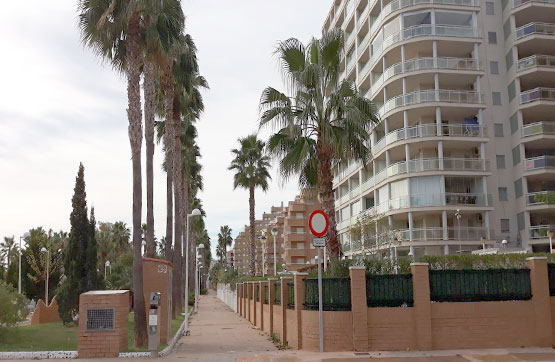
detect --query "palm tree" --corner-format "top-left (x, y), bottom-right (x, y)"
top-left (259, 29), bottom-right (379, 259)
top-left (229, 135), bottom-right (271, 276)
top-left (78, 0), bottom-right (184, 346)
top-left (217, 226), bottom-right (233, 265)
top-left (0, 236), bottom-right (18, 272)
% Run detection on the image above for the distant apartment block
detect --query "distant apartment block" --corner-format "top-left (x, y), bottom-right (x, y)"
top-left (322, 0), bottom-right (555, 258)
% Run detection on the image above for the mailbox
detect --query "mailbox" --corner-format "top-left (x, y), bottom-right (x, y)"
top-left (148, 292), bottom-right (161, 355)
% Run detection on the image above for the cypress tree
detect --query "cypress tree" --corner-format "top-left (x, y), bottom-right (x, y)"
top-left (58, 163), bottom-right (91, 323)
top-left (86, 207), bottom-right (101, 290)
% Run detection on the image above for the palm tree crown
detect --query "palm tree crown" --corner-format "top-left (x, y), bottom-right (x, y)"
top-left (229, 135), bottom-right (271, 192)
top-left (217, 226), bottom-right (233, 264)
top-left (259, 29), bottom-right (379, 259)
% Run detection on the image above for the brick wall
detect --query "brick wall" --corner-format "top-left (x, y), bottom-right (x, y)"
top-left (142, 257), bottom-right (172, 344)
top-left (368, 308), bottom-right (415, 351)
top-left (285, 309), bottom-right (298, 349)
top-left (272, 305), bottom-right (282, 340)
top-left (302, 311), bottom-right (353, 352)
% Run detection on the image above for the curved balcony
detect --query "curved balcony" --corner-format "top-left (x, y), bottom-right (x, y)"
top-left (375, 193), bottom-right (492, 214)
top-left (373, 123), bottom-right (487, 155)
top-left (378, 89), bottom-right (485, 118)
top-left (526, 191), bottom-right (555, 205)
top-left (524, 156), bottom-right (555, 171)
top-left (522, 121), bottom-right (555, 137)
top-left (369, 25), bottom-right (481, 67)
top-left (517, 55), bottom-right (555, 72)
top-left (370, 57), bottom-right (481, 94)
top-left (515, 22), bottom-right (555, 40)
top-left (513, 0), bottom-right (555, 8)
top-left (367, 0), bottom-right (480, 41)
top-left (520, 87), bottom-right (555, 104)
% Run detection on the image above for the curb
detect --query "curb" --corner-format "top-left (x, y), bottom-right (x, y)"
top-left (0, 311), bottom-right (192, 359)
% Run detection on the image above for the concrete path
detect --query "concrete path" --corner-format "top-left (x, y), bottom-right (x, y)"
top-left (166, 291), bottom-right (277, 362)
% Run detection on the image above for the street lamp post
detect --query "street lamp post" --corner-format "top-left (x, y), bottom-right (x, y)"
top-left (455, 209), bottom-right (462, 254)
top-left (40, 247), bottom-right (49, 305)
top-left (19, 232), bottom-right (30, 294)
top-left (184, 208), bottom-right (202, 335)
top-left (271, 227), bottom-right (278, 276)
top-left (548, 229), bottom-right (554, 254)
top-left (195, 244), bottom-right (205, 312)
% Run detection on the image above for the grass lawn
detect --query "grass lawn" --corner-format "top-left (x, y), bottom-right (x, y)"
top-left (0, 308), bottom-right (188, 352)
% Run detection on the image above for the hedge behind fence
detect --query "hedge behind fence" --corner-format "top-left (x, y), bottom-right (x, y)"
top-left (429, 269), bottom-right (532, 302)
top-left (367, 274), bottom-right (413, 307)
top-left (304, 278), bottom-right (351, 311)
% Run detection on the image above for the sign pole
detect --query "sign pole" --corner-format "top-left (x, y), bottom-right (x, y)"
top-left (317, 246), bottom-right (324, 353)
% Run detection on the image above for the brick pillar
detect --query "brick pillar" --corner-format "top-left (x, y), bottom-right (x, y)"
top-left (241, 283), bottom-right (245, 318)
top-left (247, 282), bottom-right (251, 322)
top-left (252, 282), bottom-right (257, 325)
top-left (411, 263), bottom-right (432, 350)
top-left (349, 266), bottom-right (369, 351)
top-left (237, 283), bottom-right (242, 316)
top-left (281, 276), bottom-right (292, 346)
top-left (259, 281), bottom-right (265, 331)
top-left (527, 257), bottom-right (553, 346)
top-left (293, 272), bottom-right (308, 349)
top-left (269, 279), bottom-right (277, 335)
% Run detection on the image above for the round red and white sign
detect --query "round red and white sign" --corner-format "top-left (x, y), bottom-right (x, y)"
top-left (308, 210), bottom-right (329, 237)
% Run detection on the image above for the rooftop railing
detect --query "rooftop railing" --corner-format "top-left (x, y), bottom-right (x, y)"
top-left (517, 55), bottom-right (555, 72)
top-left (524, 155), bottom-right (555, 170)
top-left (516, 22), bottom-right (555, 40)
top-left (522, 121), bottom-right (555, 137)
top-left (520, 87), bottom-right (555, 104)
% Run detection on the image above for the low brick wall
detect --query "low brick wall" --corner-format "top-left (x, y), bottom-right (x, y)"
top-left (233, 258), bottom-right (555, 352)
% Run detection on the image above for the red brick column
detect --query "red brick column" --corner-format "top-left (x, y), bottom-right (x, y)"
top-left (527, 257), bottom-right (553, 346)
top-left (268, 279), bottom-right (277, 335)
top-left (411, 263), bottom-right (432, 350)
top-left (252, 282), bottom-right (257, 326)
top-left (259, 281), bottom-right (265, 330)
top-left (349, 266), bottom-right (369, 351)
top-left (293, 272), bottom-right (308, 349)
top-left (237, 283), bottom-right (241, 315)
top-left (247, 282), bottom-right (251, 322)
top-left (281, 276), bottom-right (292, 346)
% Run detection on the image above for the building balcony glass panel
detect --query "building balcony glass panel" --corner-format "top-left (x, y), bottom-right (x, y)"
top-left (522, 121), bottom-right (555, 137)
top-left (378, 90), bottom-right (485, 117)
top-left (362, 176), bottom-right (375, 192)
top-left (358, 60), bottom-right (372, 82)
top-left (516, 22), bottom-right (555, 40)
top-left (527, 191), bottom-right (555, 205)
top-left (513, 0), bottom-right (555, 8)
top-left (517, 55), bottom-right (555, 72)
top-left (356, 5), bottom-right (370, 30)
top-left (376, 193), bottom-right (491, 213)
top-left (346, 31), bottom-right (356, 48)
top-left (347, 55), bottom-right (356, 74)
top-left (530, 225), bottom-right (555, 239)
top-left (524, 156), bottom-right (555, 170)
top-left (394, 227), bottom-right (493, 242)
top-left (520, 87), bottom-right (555, 104)
top-left (358, 33), bottom-right (372, 57)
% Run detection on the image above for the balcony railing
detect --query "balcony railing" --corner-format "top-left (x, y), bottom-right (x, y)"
top-left (394, 227), bottom-right (493, 242)
top-left (368, 0), bottom-right (479, 38)
top-left (514, 0), bottom-right (555, 8)
top-left (378, 90), bottom-right (485, 117)
top-left (371, 57), bottom-right (481, 95)
top-left (346, 31), bottom-right (356, 48)
top-left (522, 121), bottom-right (555, 137)
top-left (369, 25), bottom-right (480, 66)
top-left (373, 123), bottom-right (487, 154)
top-left (526, 191), bottom-right (555, 205)
top-left (356, 5), bottom-right (370, 30)
top-left (347, 55), bottom-right (356, 74)
top-left (358, 33), bottom-right (372, 57)
top-left (359, 60), bottom-right (372, 82)
top-left (524, 156), bottom-right (555, 170)
top-left (516, 22), bottom-right (555, 40)
top-left (375, 193), bottom-right (492, 214)
top-left (530, 225), bottom-right (555, 239)
top-left (517, 55), bottom-right (555, 72)
top-left (520, 87), bottom-right (555, 104)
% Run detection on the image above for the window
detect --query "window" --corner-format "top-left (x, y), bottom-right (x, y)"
top-left (514, 178), bottom-right (523, 198)
top-left (506, 50), bottom-right (514, 71)
top-left (517, 212), bottom-right (525, 231)
top-left (508, 80), bottom-right (516, 102)
top-left (501, 0), bottom-right (508, 9)
top-left (486, 2), bottom-right (495, 15)
top-left (435, 11), bottom-right (473, 26)
top-left (503, 19), bottom-right (511, 40)
top-left (403, 11), bottom-right (431, 28)
top-left (490, 61), bottom-right (499, 74)
top-left (492, 92), bottom-right (502, 105)
top-left (494, 123), bottom-right (504, 137)
top-left (496, 155), bottom-right (506, 169)
top-left (500, 219), bottom-right (510, 233)
top-left (510, 112), bottom-right (519, 134)
top-left (498, 187), bottom-right (508, 201)
top-left (512, 146), bottom-right (521, 166)
top-left (488, 32), bottom-right (497, 44)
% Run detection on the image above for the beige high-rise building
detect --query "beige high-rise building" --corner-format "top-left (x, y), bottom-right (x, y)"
top-left (323, 0), bottom-right (555, 258)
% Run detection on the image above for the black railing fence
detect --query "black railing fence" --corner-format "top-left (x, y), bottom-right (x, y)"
top-left (367, 274), bottom-right (414, 307)
top-left (304, 278), bottom-right (351, 311)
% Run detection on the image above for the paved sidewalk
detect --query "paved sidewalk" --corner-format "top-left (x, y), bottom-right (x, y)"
top-left (166, 291), bottom-right (276, 362)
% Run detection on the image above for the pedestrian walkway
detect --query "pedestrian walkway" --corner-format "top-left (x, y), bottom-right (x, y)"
top-left (166, 291), bottom-right (276, 362)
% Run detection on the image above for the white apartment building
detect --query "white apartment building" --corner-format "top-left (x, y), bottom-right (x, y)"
top-left (323, 0), bottom-right (555, 258)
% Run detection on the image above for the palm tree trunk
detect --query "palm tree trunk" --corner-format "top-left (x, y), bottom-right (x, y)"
top-left (144, 60), bottom-right (156, 258)
top-left (316, 142), bottom-right (340, 260)
top-left (249, 186), bottom-right (255, 276)
top-left (126, 12), bottom-right (147, 348)
top-left (165, 169), bottom-right (173, 261)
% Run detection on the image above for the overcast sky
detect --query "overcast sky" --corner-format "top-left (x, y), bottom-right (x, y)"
top-left (0, 1), bottom-right (330, 256)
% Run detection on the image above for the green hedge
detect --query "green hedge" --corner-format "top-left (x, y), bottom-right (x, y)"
top-left (367, 274), bottom-right (413, 307)
top-left (304, 278), bottom-right (351, 311)
top-left (288, 282), bottom-right (294, 309)
top-left (275, 281), bottom-right (281, 305)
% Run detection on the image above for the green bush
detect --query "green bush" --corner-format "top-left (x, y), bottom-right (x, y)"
top-left (420, 253), bottom-right (555, 270)
top-left (0, 280), bottom-right (29, 327)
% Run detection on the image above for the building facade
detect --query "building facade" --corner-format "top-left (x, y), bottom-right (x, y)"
top-left (322, 0), bottom-right (555, 258)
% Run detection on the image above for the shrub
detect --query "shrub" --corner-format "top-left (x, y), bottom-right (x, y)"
top-left (0, 280), bottom-right (29, 327)
top-left (420, 253), bottom-right (555, 270)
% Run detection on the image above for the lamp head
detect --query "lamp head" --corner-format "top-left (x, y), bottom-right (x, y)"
top-left (198, 243), bottom-right (205, 249)
top-left (271, 227), bottom-right (278, 236)
top-left (191, 208), bottom-right (201, 217)
top-left (105, 261), bottom-right (110, 267)
top-left (40, 247), bottom-right (47, 253)
top-left (23, 232), bottom-right (31, 239)
top-left (502, 239), bottom-right (508, 244)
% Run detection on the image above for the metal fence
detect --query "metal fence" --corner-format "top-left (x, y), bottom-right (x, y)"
top-left (304, 278), bottom-right (352, 311)
top-left (288, 282), bottom-right (294, 309)
top-left (548, 264), bottom-right (555, 296)
top-left (367, 274), bottom-right (414, 307)
top-left (275, 281), bottom-right (281, 305)
top-left (429, 269), bottom-right (532, 302)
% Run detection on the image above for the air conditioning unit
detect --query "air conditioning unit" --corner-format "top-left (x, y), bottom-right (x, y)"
top-left (476, 213), bottom-right (483, 222)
